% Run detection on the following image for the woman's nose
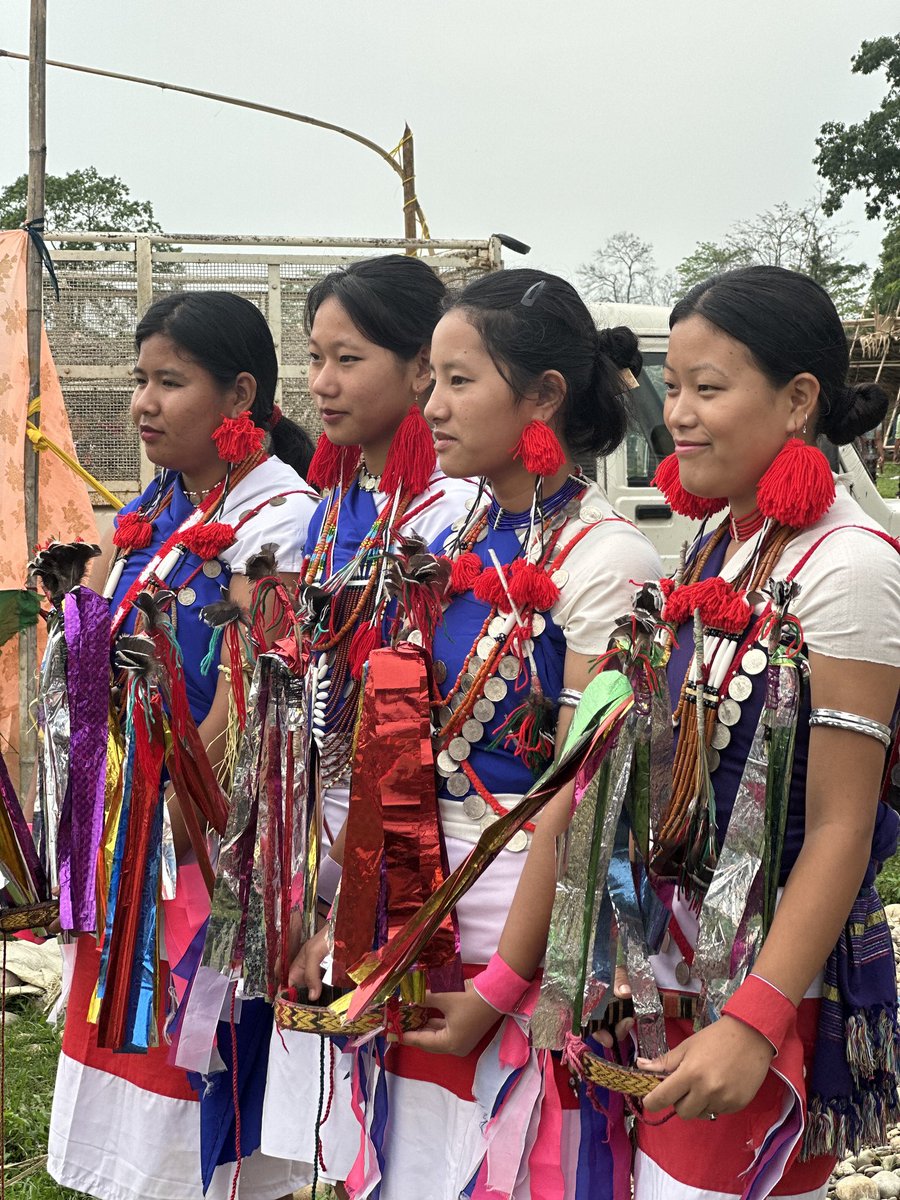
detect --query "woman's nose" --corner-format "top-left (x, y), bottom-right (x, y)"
top-left (424, 384), bottom-right (447, 425)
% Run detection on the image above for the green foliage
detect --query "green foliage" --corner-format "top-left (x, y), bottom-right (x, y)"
top-left (879, 849), bottom-right (900, 906)
top-left (815, 34), bottom-right (900, 221)
top-left (674, 199), bottom-right (869, 315)
top-left (872, 221), bottom-right (900, 311)
top-left (2, 1002), bottom-right (80, 1199)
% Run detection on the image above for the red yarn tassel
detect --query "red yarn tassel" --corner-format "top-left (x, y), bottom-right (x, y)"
top-left (449, 551), bottom-right (483, 595)
top-left (212, 411), bottom-right (265, 463)
top-left (307, 433), bottom-right (360, 490)
top-left (473, 563), bottom-right (510, 607)
top-left (512, 421), bottom-right (566, 476)
top-left (508, 560), bottom-right (560, 611)
top-left (756, 438), bottom-right (835, 529)
top-left (381, 405), bottom-right (436, 498)
top-left (180, 522), bottom-right (236, 560)
top-left (113, 511), bottom-right (153, 551)
top-left (652, 455), bottom-right (727, 520)
top-left (348, 622), bottom-right (381, 681)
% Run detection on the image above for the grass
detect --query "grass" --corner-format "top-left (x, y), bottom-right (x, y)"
top-left (880, 852), bottom-right (900, 907)
top-left (877, 462), bottom-right (899, 499)
top-left (2, 1000), bottom-right (79, 1200)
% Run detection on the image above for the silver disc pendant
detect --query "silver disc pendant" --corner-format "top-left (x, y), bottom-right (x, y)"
top-left (436, 751), bottom-right (457, 777)
top-left (717, 698), bottom-right (741, 727)
top-left (406, 629), bottom-right (423, 646)
top-left (447, 772), bottom-right (470, 798)
top-left (202, 560), bottom-right (222, 578)
top-left (531, 612), bottom-right (547, 637)
top-left (438, 706), bottom-right (453, 728)
top-left (433, 660), bottom-right (448, 684)
top-left (463, 794), bottom-right (487, 820)
top-left (269, 494), bottom-right (287, 507)
top-left (550, 569), bottom-right (568, 589)
top-left (469, 655), bottom-right (484, 672)
top-left (177, 586), bottom-right (197, 606)
top-left (462, 719), bottom-right (484, 744)
top-left (498, 656), bottom-right (520, 680)
top-left (476, 527), bottom-right (488, 542)
top-left (449, 693), bottom-right (464, 712)
top-left (473, 698), bottom-right (495, 723)
top-left (711, 723), bottom-right (731, 750)
top-left (742, 647), bottom-right (767, 675)
top-left (448, 736), bottom-right (471, 763)
top-left (707, 748), bottom-right (721, 773)
top-left (488, 616), bottom-right (506, 638)
top-left (674, 960), bottom-right (692, 987)
top-left (484, 677), bottom-right (508, 702)
top-left (727, 674), bottom-right (753, 702)
top-left (508, 830), bottom-right (529, 853)
top-left (460, 672), bottom-right (476, 693)
top-left (478, 636), bottom-right (496, 660)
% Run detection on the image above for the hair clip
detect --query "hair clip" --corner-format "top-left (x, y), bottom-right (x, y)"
top-left (520, 280), bottom-right (546, 308)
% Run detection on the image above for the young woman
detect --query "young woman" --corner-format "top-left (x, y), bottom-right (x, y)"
top-left (299, 268), bottom-right (662, 1199)
top-left (416, 265), bottom-right (900, 1200)
top-left (47, 291), bottom-right (319, 1200)
top-left (258, 254), bottom-right (478, 1175)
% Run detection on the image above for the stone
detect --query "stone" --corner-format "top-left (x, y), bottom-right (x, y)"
top-left (871, 1172), bottom-right (900, 1199)
top-left (881, 1156), bottom-right (898, 1172)
top-left (859, 1152), bottom-right (879, 1167)
top-left (837, 1161), bottom-right (862, 1177)
top-left (834, 1177), bottom-right (880, 1200)
top-left (891, 1139), bottom-right (900, 1154)
top-left (834, 1176), bottom-right (881, 1200)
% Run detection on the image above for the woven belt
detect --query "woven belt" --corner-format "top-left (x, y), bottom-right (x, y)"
top-left (273, 996), bottom-right (429, 1037)
top-left (0, 899), bottom-right (59, 934)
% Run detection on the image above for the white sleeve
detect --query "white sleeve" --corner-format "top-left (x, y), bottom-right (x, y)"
top-left (397, 475), bottom-right (481, 546)
top-left (552, 522), bottom-right (663, 657)
top-left (790, 527), bottom-right (900, 667)
top-left (220, 490), bottom-right (319, 575)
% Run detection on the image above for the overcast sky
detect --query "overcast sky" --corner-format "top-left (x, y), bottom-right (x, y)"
top-left (1, 1), bottom-right (896, 283)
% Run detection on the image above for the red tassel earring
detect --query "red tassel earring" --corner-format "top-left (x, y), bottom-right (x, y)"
top-left (307, 433), bottom-right (360, 490)
top-left (381, 404), bottom-right (436, 497)
top-left (756, 437), bottom-right (835, 528)
top-left (652, 454), bottom-right (727, 520)
top-left (512, 420), bottom-right (566, 476)
top-left (212, 411), bottom-right (265, 463)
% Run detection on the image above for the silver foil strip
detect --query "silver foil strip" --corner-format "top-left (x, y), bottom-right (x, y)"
top-left (37, 614), bottom-right (70, 892)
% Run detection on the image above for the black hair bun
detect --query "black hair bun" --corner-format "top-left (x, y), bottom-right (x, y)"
top-left (822, 380), bottom-right (889, 445)
top-left (596, 325), bottom-right (643, 378)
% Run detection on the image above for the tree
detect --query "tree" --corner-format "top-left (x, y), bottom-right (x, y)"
top-left (0, 167), bottom-right (163, 246)
top-left (674, 199), bottom-right (869, 315)
top-left (577, 232), bottom-right (677, 306)
top-left (871, 222), bottom-right (900, 311)
top-left (815, 34), bottom-right (900, 222)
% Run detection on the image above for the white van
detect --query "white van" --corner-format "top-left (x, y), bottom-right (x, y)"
top-left (589, 302), bottom-right (900, 571)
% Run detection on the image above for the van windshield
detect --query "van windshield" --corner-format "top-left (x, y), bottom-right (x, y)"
top-left (626, 352), bottom-right (673, 486)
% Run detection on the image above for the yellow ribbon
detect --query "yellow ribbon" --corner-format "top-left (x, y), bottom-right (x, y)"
top-left (25, 419), bottom-right (124, 509)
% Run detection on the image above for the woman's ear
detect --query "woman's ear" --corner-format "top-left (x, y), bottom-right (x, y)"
top-left (788, 372), bottom-right (821, 437)
top-left (412, 345), bottom-right (432, 396)
top-left (231, 372), bottom-right (258, 416)
top-left (534, 369), bottom-right (567, 422)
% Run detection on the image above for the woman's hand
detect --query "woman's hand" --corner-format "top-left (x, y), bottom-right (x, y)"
top-left (638, 1014), bottom-right (774, 1120)
top-left (401, 980), bottom-right (501, 1057)
top-left (287, 924), bottom-right (330, 999)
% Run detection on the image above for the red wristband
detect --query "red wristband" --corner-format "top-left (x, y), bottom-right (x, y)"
top-left (473, 954), bottom-right (534, 1015)
top-left (722, 973), bottom-right (798, 1055)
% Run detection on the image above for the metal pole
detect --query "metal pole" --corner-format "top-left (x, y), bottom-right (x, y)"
top-left (400, 125), bottom-right (417, 250)
top-left (20, 0), bottom-right (46, 799)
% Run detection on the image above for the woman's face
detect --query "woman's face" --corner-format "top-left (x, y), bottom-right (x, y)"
top-left (425, 311), bottom-right (538, 489)
top-left (130, 333), bottom-right (244, 480)
top-left (663, 315), bottom-right (803, 515)
top-left (307, 296), bottom-right (427, 469)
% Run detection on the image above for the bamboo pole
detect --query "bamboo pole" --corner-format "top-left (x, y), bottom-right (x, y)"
top-left (0, 49), bottom-right (428, 242)
top-left (20, 0), bottom-right (46, 800)
top-left (400, 125), bottom-right (416, 251)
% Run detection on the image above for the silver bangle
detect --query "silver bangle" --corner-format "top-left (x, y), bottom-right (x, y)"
top-left (809, 708), bottom-right (892, 748)
top-left (558, 688), bottom-right (584, 709)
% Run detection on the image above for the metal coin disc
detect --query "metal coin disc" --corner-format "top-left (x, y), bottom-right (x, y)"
top-left (433, 660), bottom-right (448, 684)
top-left (717, 698), bottom-right (741, 727)
top-left (484, 677), bottom-right (508, 702)
top-left (462, 719), bottom-right (484, 744)
top-left (508, 830), bottom-right (529, 853)
top-left (476, 527), bottom-right (488, 542)
top-left (177, 586), bottom-right (197, 606)
top-left (531, 612), bottom-right (547, 637)
top-left (438, 706), bottom-right (453, 728)
top-left (488, 616), bottom-right (506, 638)
top-left (202, 560), bottom-right (222, 578)
top-left (707, 748), bottom-right (721, 773)
top-left (463, 794), bottom-right (487, 820)
top-left (742, 647), bottom-right (767, 675)
top-left (469, 655), bottom-right (484, 672)
top-left (460, 672), bottom-right (476, 693)
top-left (551, 569), bottom-right (569, 589)
top-left (447, 772), bottom-right (470, 798)
top-left (436, 751), bottom-right (457, 777)
top-left (448, 736), bottom-right (472, 762)
top-left (477, 636), bottom-right (496, 660)
top-left (711, 722), bottom-right (732, 750)
top-left (674, 960), bottom-right (692, 987)
top-left (406, 628), bottom-right (424, 646)
top-left (269, 494), bottom-right (287, 507)
top-left (580, 505), bottom-right (603, 523)
top-left (498, 656), bottom-right (520, 680)
top-left (465, 497), bottom-right (476, 512)
top-left (727, 674), bottom-right (753, 702)
top-left (473, 698), bottom-right (495, 723)
top-left (449, 693), bottom-right (465, 711)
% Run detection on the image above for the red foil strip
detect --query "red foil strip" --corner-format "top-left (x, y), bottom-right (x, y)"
top-left (332, 645), bottom-right (460, 989)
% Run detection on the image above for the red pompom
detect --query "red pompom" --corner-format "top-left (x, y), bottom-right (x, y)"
top-left (658, 577), bottom-right (676, 599)
top-left (756, 438), bottom-right (835, 529)
top-left (449, 551), bottom-right (483, 595)
top-left (652, 454), bottom-right (727, 520)
top-left (473, 563), bottom-right (510, 607)
top-left (113, 510), bottom-right (153, 551)
top-left (381, 405), bottom-right (436, 498)
top-left (512, 421), bottom-right (566, 476)
top-left (181, 522), bottom-right (236, 561)
top-left (508, 559), bottom-right (560, 611)
top-left (212, 411), bottom-right (266, 463)
top-left (348, 622), bottom-right (381, 681)
top-left (307, 433), bottom-right (360, 490)
top-left (663, 576), bottom-right (751, 635)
